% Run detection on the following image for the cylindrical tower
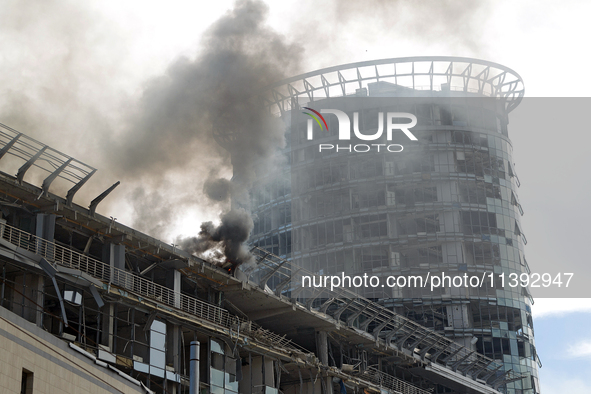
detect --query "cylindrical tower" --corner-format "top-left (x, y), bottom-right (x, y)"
top-left (245, 57), bottom-right (538, 394)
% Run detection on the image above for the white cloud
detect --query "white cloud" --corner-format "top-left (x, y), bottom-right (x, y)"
top-left (531, 298), bottom-right (591, 318)
top-left (567, 339), bottom-right (591, 359)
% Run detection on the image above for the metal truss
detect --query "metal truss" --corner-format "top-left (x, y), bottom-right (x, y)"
top-left (0, 123), bottom-right (96, 204)
top-left (246, 246), bottom-right (525, 390)
top-left (264, 57), bottom-right (524, 114)
top-left (214, 57), bottom-right (524, 147)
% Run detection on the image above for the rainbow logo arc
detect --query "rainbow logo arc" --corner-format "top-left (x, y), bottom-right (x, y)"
top-left (302, 107), bottom-right (328, 132)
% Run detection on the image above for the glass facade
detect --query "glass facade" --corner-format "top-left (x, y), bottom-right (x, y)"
top-left (248, 59), bottom-right (539, 394)
top-left (210, 338), bottom-right (239, 394)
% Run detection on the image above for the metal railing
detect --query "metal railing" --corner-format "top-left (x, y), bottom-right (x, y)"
top-left (364, 367), bottom-right (430, 394)
top-left (0, 221), bottom-right (308, 355)
top-left (0, 221), bottom-right (435, 394)
top-left (247, 246), bottom-right (524, 389)
top-left (1, 220), bottom-right (496, 394)
top-left (262, 57), bottom-right (524, 117)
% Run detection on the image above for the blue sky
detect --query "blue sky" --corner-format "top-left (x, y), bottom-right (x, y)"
top-left (533, 307), bottom-right (591, 392)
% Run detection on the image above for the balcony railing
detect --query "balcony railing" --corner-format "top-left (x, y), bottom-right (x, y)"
top-left (0, 221), bottom-right (434, 394)
top-left (0, 221), bottom-right (307, 355)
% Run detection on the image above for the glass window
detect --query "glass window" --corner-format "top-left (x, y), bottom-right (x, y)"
top-left (211, 339), bottom-right (225, 354)
top-left (212, 353), bottom-right (224, 370)
top-left (149, 320), bottom-right (166, 376)
top-left (210, 384), bottom-right (224, 394)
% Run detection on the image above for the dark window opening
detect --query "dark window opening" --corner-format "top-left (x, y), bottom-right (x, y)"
top-left (21, 369), bottom-right (33, 394)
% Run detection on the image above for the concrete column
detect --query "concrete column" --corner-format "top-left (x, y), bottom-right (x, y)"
top-left (103, 243), bottom-right (126, 286)
top-left (35, 214), bottom-right (56, 259)
top-left (166, 269), bottom-right (182, 309)
top-left (32, 274), bottom-right (44, 327)
top-left (35, 214), bottom-right (56, 241)
top-left (13, 272), bottom-right (45, 326)
top-left (103, 243), bottom-right (125, 270)
top-left (101, 303), bottom-right (115, 349)
top-left (317, 330), bottom-right (329, 366)
top-left (174, 270), bottom-right (181, 309)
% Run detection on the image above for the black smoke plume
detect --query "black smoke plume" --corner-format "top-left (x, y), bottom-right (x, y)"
top-left (203, 175), bottom-right (233, 203)
top-left (155, 0), bottom-right (302, 267)
top-left (0, 0), bottom-right (301, 267)
top-left (179, 208), bottom-right (254, 268)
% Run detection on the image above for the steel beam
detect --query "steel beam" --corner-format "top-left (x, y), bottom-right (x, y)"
top-left (384, 320), bottom-right (408, 344)
top-left (372, 315), bottom-right (395, 340)
top-left (305, 287), bottom-right (325, 310)
top-left (318, 298), bottom-right (336, 313)
top-left (450, 351), bottom-right (474, 372)
top-left (359, 309), bottom-right (381, 331)
top-left (274, 272), bottom-right (295, 297)
top-left (407, 331), bottom-right (432, 352)
top-left (38, 258), bottom-right (68, 327)
top-left (426, 343), bottom-right (450, 363)
top-left (441, 347), bottom-right (463, 364)
top-left (41, 158), bottom-right (73, 196)
top-left (393, 325), bottom-right (418, 350)
top-left (332, 298), bottom-right (355, 322)
top-left (461, 359), bottom-right (494, 378)
top-left (480, 364), bottom-right (502, 382)
top-left (258, 259), bottom-right (287, 290)
top-left (0, 133), bottom-right (22, 161)
top-left (89, 181), bottom-right (120, 216)
top-left (16, 146), bottom-right (47, 184)
top-left (489, 370), bottom-right (512, 389)
top-left (346, 303), bottom-right (369, 326)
